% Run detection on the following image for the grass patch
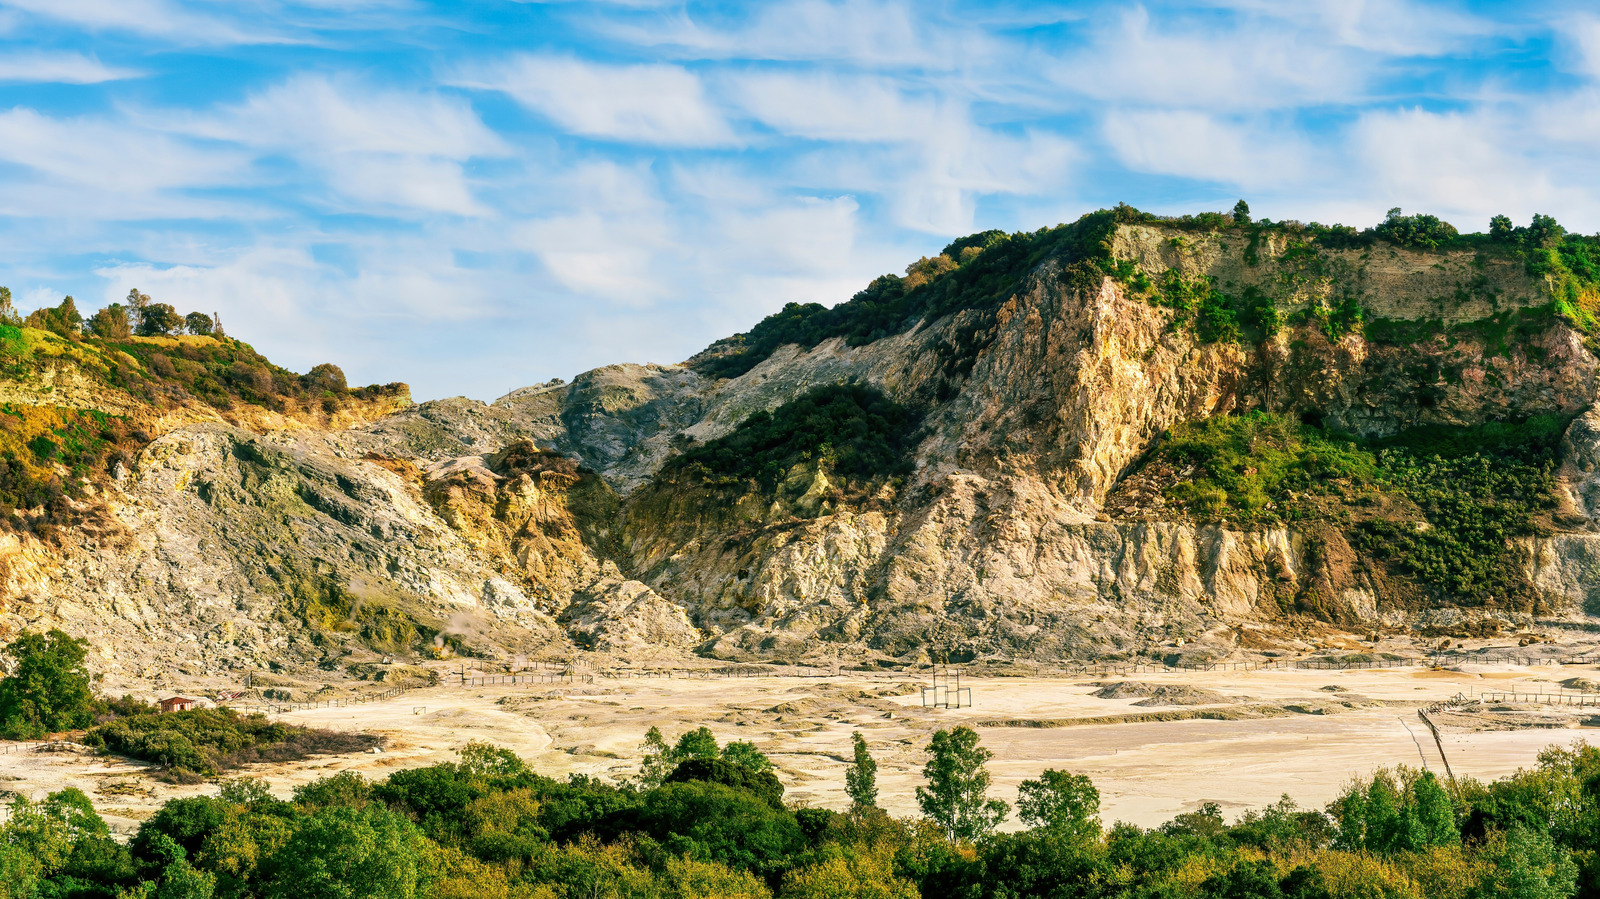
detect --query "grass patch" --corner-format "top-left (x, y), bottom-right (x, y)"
top-left (0, 403), bottom-right (144, 541)
top-left (82, 708), bottom-right (379, 779)
top-left (286, 574), bottom-right (465, 656)
top-left (1366, 307), bottom-right (1561, 358)
top-left (1161, 412), bottom-right (1376, 522)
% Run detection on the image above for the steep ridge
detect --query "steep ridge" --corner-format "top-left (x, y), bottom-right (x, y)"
top-left (5, 206), bottom-right (1600, 676)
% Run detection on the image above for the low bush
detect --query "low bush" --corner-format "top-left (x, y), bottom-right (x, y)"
top-left (82, 708), bottom-right (379, 778)
top-left (1161, 413), bottom-right (1376, 521)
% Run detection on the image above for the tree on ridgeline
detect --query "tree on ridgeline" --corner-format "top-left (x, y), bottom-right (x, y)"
top-left (86, 303), bottom-right (131, 339)
top-left (305, 363), bottom-right (347, 393)
top-left (0, 286), bottom-right (18, 325)
top-left (125, 289), bottom-right (150, 332)
top-left (136, 302), bottom-right (183, 337)
top-left (24, 296), bottom-right (82, 339)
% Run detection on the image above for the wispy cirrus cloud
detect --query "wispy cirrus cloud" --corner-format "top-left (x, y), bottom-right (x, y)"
top-left (0, 107), bottom-right (245, 198)
top-left (454, 56), bottom-right (736, 146)
top-left (0, 0), bottom-right (256, 42)
top-left (1202, 0), bottom-right (1495, 56)
top-left (169, 74), bottom-right (508, 215)
top-left (599, 0), bottom-right (983, 68)
top-left (1051, 7), bottom-right (1370, 111)
top-left (733, 73), bottom-right (945, 142)
top-left (0, 50), bottom-right (140, 83)
top-left (1103, 110), bottom-right (1308, 188)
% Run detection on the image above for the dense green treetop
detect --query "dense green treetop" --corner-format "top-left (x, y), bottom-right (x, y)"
top-left (0, 629), bottom-right (97, 740)
top-left (0, 721), bottom-right (1595, 899)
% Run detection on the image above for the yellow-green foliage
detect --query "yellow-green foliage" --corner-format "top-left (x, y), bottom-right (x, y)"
top-left (1162, 412), bottom-right (1376, 521)
top-left (10, 322), bottom-right (402, 418)
top-left (286, 575), bottom-right (462, 656)
top-left (0, 402), bottom-right (141, 538)
top-left (780, 843), bottom-right (914, 899)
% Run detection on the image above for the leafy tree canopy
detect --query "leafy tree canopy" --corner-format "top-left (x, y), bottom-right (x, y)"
top-left (0, 628), bottom-right (97, 739)
top-left (916, 726), bottom-right (1009, 843)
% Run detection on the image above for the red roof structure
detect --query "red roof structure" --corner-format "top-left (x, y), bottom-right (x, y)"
top-left (159, 697), bottom-right (199, 713)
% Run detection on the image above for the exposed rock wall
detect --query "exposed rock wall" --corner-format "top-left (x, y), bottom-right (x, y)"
top-left (2, 221), bottom-right (1597, 671)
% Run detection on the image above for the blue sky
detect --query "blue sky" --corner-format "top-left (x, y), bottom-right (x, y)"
top-left (1, 1), bottom-right (1598, 400)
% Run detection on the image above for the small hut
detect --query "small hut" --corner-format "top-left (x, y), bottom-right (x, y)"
top-left (159, 696), bottom-right (200, 714)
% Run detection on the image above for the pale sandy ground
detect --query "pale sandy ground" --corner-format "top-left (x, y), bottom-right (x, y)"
top-left (3, 660), bottom-right (1597, 836)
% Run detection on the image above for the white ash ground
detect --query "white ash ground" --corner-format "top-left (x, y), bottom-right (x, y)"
top-left (6, 653), bottom-right (1599, 837)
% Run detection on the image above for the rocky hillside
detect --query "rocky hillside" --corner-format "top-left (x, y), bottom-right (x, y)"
top-left (6, 205), bottom-right (1600, 679)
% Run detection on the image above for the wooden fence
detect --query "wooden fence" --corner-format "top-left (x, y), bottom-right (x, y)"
top-left (208, 645), bottom-right (1600, 714)
top-left (225, 681), bottom-right (420, 715)
top-left (1479, 689), bottom-right (1600, 707)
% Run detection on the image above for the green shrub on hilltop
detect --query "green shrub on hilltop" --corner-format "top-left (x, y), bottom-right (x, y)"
top-left (1369, 207), bottom-right (1460, 250)
top-left (0, 287), bottom-right (403, 418)
top-left (694, 210), bottom-right (1123, 378)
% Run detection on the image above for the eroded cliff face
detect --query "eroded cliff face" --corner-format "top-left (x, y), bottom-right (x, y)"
top-left (608, 223), bottom-right (1600, 662)
top-left (3, 220), bottom-right (1598, 673)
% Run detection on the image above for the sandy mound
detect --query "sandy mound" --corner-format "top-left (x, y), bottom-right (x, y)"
top-left (1093, 682), bottom-right (1229, 706)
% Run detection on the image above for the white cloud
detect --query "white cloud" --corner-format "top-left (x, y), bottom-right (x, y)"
top-left (0, 107), bottom-right (246, 202)
top-left (91, 234), bottom-right (509, 391)
top-left (172, 75), bottom-right (507, 215)
top-left (1205, 0), bottom-right (1493, 56)
top-left (1104, 110), bottom-right (1306, 187)
top-left (1053, 6), bottom-right (1369, 111)
top-left (189, 74), bottom-right (503, 158)
top-left (602, 0), bottom-right (989, 70)
top-left (1353, 107), bottom-right (1570, 226)
top-left (734, 73), bottom-right (943, 142)
top-left (0, 51), bottom-right (140, 83)
top-left (1529, 88), bottom-right (1600, 149)
top-left (514, 162), bottom-right (677, 305)
top-left (0, 0), bottom-right (251, 42)
top-left (1570, 17), bottom-right (1600, 81)
top-left (320, 155), bottom-right (487, 217)
top-left (728, 71), bottom-right (1074, 233)
top-left (456, 56), bottom-right (735, 146)
top-left (19, 285), bottom-right (64, 311)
